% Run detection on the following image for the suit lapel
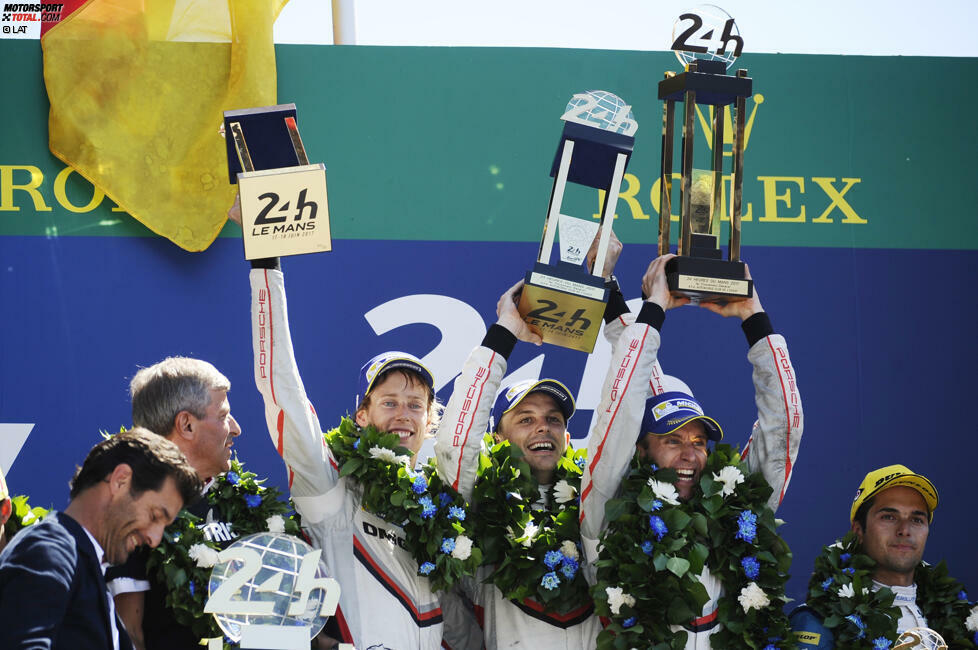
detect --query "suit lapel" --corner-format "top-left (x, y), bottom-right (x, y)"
top-left (59, 513), bottom-right (121, 648)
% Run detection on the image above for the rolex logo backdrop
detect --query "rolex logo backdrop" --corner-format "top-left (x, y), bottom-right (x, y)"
top-left (1, 43), bottom-right (976, 602)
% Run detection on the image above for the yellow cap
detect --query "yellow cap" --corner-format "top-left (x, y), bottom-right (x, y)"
top-left (850, 464), bottom-right (938, 523)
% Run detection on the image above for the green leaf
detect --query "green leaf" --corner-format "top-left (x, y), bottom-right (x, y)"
top-left (665, 556), bottom-right (690, 578)
top-left (338, 456), bottom-right (363, 477)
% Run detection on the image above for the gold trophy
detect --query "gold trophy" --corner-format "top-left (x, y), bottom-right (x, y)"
top-left (660, 8), bottom-right (753, 301)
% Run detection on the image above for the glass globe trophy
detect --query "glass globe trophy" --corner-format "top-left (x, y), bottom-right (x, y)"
top-left (517, 90), bottom-right (637, 353)
top-left (204, 532), bottom-right (339, 649)
top-left (658, 7), bottom-right (753, 302)
top-left (895, 627), bottom-right (949, 650)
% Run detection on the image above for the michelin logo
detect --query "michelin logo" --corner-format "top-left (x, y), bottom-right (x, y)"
top-left (653, 398), bottom-right (703, 421)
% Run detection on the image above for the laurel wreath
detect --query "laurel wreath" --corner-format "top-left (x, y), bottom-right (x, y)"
top-left (471, 436), bottom-right (591, 614)
top-left (3, 494), bottom-right (50, 540)
top-left (591, 444), bottom-right (792, 649)
top-left (804, 533), bottom-right (978, 648)
top-left (324, 417), bottom-right (482, 591)
top-left (144, 457), bottom-right (301, 647)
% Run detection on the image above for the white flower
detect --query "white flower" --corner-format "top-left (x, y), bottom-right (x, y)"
top-left (646, 478), bottom-right (680, 506)
top-left (520, 522), bottom-right (539, 547)
top-left (188, 543), bottom-right (220, 568)
top-left (368, 446), bottom-right (398, 463)
top-left (560, 540), bottom-right (579, 561)
top-left (712, 466), bottom-right (745, 497)
top-left (966, 604), bottom-right (978, 631)
top-left (837, 583), bottom-right (855, 599)
top-left (737, 582), bottom-right (770, 612)
top-left (452, 535), bottom-right (473, 561)
top-left (394, 455), bottom-right (412, 465)
top-left (605, 586), bottom-right (636, 615)
top-left (553, 480), bottom-right (578, 504)
top-left (266, 515), bottom-right (285, 533)
top-left (861, 587), bottom-right (869, 596)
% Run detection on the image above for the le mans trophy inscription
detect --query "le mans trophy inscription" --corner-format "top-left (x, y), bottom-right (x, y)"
top-left (223, 104), bottom-right (332, 260)
top-left (517, 90), bottom-right (637, 353)
top-left (659, 6), bottom-right (753, 302)
top-left (202, 532), bottom-right (351, 650)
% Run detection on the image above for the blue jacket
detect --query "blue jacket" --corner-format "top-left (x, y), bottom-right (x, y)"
top-left (789, 605), bottom-right (835, 649)
top-left (0, 511), bottom-right (133, 650)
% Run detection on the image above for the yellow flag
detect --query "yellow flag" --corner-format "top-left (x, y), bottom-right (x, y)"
top-left (42, 0), bottom-right (288, 251)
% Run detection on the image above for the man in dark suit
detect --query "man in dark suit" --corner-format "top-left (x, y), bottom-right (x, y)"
top-left (0, 427), bottom-right (201, 649)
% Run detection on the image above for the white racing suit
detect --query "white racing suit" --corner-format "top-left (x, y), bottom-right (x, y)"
top-left (580, 303), bottom-right (803, 648)
top-left (250, 267), bottom-right (445, 650)
top-left (434, 324), bottom-right (601, 649)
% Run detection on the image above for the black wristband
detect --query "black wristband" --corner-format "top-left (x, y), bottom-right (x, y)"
top-left (482, 323), bottom-right (518, 359)
top-left (636, 302), bottom-right (666, 331)
top-left (603, 288), bottom-right (629, 324)
top-left (250, 257), bottom-right (281, 271)
top-left (742, 311), bottom-right (774, 347)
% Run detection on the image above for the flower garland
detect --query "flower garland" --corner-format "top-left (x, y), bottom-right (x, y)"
top-left (3, 494), bottom-right (49, 539)
top-left (804, 532), bottom-right (978, 648)
top-left (145, 458), bottom-right (301, 647)
top-left (592, 444), bottom-right (792, 649)
top-left (471, 436), bottom-right (591, 614)
top-left (324, 417), bottom-right (482, 591)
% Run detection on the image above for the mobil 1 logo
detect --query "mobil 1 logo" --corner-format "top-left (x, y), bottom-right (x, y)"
top-left (238, 163), bottom-right (332, 260)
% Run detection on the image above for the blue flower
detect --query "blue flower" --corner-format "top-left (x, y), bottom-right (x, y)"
top-left (447, 506), bottom-right (466, 521)
top-left (225, 471), bottom-right (240, 485)
top-left (419, 562), bottom-right (436, 576)
top-left (957, 589), bottom-right (968, 601)
top-left (544, 550), bottom-right (563, 569)
top-left (353, 438), bottom-right (360, 450)
top-left (741, 556), bottom-right (760, 580)
top-left (845, 614), bottom-right (866, 639)
top-left (622, 617), bottom-right (637, 628)
top-left (839, 553), bottom-right (851, 563)
top-left (560, 562), bottom-right (577, 579)
top-left (540, 572), bottom-right (560, 590)
top-left (735, 510), bottom-right (757, 544)
top-left (648, 515), bottom-right (668, 541)
top-left (418, 495), bottom-right (437, 519)
top-left (172, 532), bottom-right (181, 543)
top-left (973, 631), bottom-right (978, 645)
top-left (762, 645), bottom-right (776, 650)
top-left (440, 538), bottom-right (455, 554)
top-left (650, 463), bottom-right (659, 471)
top-left (575, 456), bottom-right (586, 469)
top-left (244, 493), bottom-right (262, 508)
top-left (821, 577), bottom-right (833, 590)
top-left (411, 475), bottom-right (428, 494)
top-left (649, 499), bottom-right (663, 512)
top-left (872, 638), bottom-right (891, 649)
top-left (641, 540), bottom-right (654, 555)
top-left (438, 492), bottom-right (453, 507)
top-left (189, 581), bottom-right (195, 596)
top-left (842, 566), bottom-right (855, 575)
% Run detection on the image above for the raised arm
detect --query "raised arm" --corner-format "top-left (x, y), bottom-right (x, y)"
top-left (580, 256), bottom-right (686, 580)
top-left (249, 260), bottom-right (338, 524)
top-left (700, 266), bottom-right (803, 512)
top-left (434, 281), bottom-right (535, 500)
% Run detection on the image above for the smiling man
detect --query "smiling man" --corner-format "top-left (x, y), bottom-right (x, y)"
top-left (580, 254), bottom-right (803, 646)
top-left (0, 428), bottom-right (200, 650)
top-left (107, 357), bottom-right (243, 650)
top-left (248, 255), bottom-right (449, 649)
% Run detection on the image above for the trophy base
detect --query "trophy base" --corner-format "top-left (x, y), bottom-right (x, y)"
top-left (665, 256), bottom-right (753, 302)
top-left (518, 263), bottom-right (608, 353)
